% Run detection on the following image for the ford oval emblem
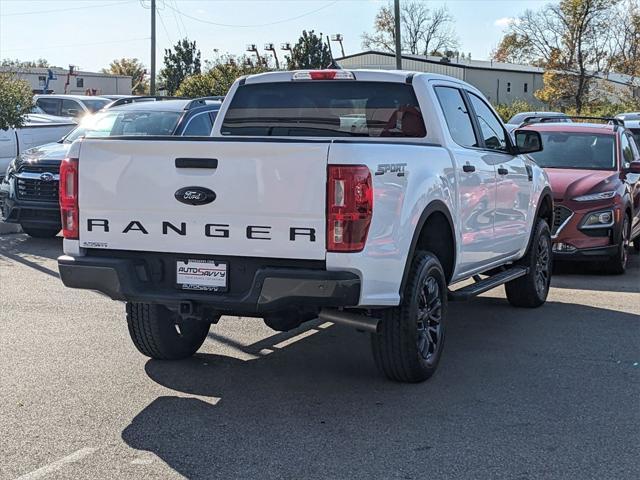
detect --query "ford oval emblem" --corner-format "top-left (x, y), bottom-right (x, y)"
top-left (174, 186), bottom-right (216, 206)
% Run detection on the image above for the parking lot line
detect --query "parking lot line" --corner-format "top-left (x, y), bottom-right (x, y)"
top-left (16, 448), bottom-right (97, 480)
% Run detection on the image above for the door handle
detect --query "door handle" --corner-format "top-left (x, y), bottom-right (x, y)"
top-left (462, 164), bottom-right (476, 173)
top-left (497, 167), bottom-right (509, 176)
top-left (175, 158), bottom-right (218, 169)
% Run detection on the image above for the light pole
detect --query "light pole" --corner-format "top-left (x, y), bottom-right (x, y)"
top-left (394, 0), bottom-right (402, 70)
top-left (264, 43), bottom-right (280, 69)
top-left (150, 0), bottom-right (156, 95)
top-left (330, 34), bottom-right (345, 57)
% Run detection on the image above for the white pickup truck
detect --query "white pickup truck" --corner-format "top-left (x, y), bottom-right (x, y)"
top-left (58, 70), bottom-right (553, 383)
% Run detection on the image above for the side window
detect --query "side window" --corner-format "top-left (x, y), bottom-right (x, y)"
top-left (434, 86), bottom-right (478, 148)
top-left (620, 134), bottom-right (634, 168)
top-left (37, 98), bottom-right (60, 116)
top-left (61, 100), bottom-right (82, 117)
top-left (468, 93), bottom-right (509, 152)
top-left (182, 112), bottom-right (213, 136)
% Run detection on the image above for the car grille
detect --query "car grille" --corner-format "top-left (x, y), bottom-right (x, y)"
top-left (552, 205), bottom-right (572, 235)
top-left (17, 164), bottom-right (60, 175)
top-left (16, 177), bottom-right (59, 202)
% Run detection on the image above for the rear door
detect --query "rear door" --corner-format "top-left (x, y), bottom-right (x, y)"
top-left (466, 91), bottom-right (531, 258)
top-left (77, 138), bottom-right (329, 260)
top-left (434, 85), bottom-right (497, 274)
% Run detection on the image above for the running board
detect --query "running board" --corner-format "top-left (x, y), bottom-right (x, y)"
top-left (448, 266), bottom-right (529, 301)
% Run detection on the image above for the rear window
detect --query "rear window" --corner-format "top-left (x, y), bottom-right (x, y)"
top-left (221, 81), bottom-right (426, 137)
top-left (529, 132), bottom-right (616, 170)
top-left (630, 128), bottom-right (640, 148)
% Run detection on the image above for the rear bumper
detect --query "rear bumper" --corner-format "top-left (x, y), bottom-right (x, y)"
top-left (57, 253), bottom-right (361, 314)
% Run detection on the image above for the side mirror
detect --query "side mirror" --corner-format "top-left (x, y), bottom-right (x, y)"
top-left (626, 161), bottom-right (640, 174)
top-left (513, 129), bottom-right (543, 154)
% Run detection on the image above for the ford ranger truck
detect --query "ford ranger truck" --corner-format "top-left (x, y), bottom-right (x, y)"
top-left (57, 70), bottom-right (553, 383)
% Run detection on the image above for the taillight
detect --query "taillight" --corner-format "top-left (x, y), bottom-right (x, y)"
top-left (59, 158), bottom-right (79, 239)
top-left (327, 165), bottom-right (373, 252)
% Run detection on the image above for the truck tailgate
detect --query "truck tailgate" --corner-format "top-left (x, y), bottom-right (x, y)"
top-left (77, 139), bottom-right (328, 260)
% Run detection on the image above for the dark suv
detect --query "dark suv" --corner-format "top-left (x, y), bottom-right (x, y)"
top-left (0, 97), bottom-right (222, 238)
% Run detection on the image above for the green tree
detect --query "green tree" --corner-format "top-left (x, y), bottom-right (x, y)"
top-left (286, 30), bottom-right (332, 70)
top-left (102, 58), bottom-right (148, 94)
top-left (159, 38), bottom-right (202, 95)
top-left (0, 73), bottom-right (34, 130)
top-left (1, 58), bottom-right (51, 68)
top-left (176, 55), bottom-right (270, 98)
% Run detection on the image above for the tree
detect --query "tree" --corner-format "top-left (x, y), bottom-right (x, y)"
top-left (286, 30), bottom-right (332, 70)
top-left (0, 73), bottom-right (34, 131)
top-left (102, 58), bottom-right (148, 95)
top-left (159, 38), bottom-right (201, 95)
top-left (176, 55), bottom-right (271, 98)
top-left (361, 2), bottom-right (459, 56)
top-left (608, 0), bottom-right (640, 79)
top-left (493, 0), bottom-right (617, 112)
top-left (1, 58), bottom-right (51, 68)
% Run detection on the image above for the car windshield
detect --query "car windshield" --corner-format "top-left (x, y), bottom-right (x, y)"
top-left (63, 110), bottom-right (182, 143)
top-left (221, 81), bottom-right (426, 137)
top-left (529, 132), bottom-right (616, 170)
top-left (82, 99), bottom-right (111, 112)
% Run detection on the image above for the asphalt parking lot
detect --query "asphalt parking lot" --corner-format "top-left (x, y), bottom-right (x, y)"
top-left (1, 234), bottom-right (638, 480)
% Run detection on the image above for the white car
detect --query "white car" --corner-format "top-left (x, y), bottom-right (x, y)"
top-left (34, 94), bottom-right (111, 120)
top-left (57, 69), bottom-right (553, 383)
top-left (616, 112), bottom-right (640, 146)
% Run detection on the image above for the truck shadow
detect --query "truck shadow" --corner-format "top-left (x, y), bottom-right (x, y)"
top-left (0, 233), bottom-right (62, 278)
top-left (121, 299), bottom-right (640, 479)
top-left (551, 252), bottom-right (640, 293)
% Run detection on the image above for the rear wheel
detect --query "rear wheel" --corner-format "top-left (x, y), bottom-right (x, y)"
top-left (606, 215), bottom-right (630, 274)
top-left (371, 251), bottom-right (447, 383)
top-left (126, 302), bottom-right (210, 360)
top-left (505, 219), bottom-right (552, 308)
top-left (21, 225), bottom-right (60, 238)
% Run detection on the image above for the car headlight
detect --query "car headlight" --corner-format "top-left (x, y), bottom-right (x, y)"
top-left (581, 210), bottom-right (614, 229)
top-left (573, 191), bottom-right (616, 202)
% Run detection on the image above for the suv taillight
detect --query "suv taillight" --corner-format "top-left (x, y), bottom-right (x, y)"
top-left (327, 165), bottom-right (373, 252)
top-left (59, 158), bottom-right (79, 239)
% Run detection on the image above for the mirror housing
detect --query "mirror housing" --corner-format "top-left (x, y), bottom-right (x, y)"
top-left (513, 129), bottom-right (543, 154)
top-left (625, 160), bottom-right (640, 174)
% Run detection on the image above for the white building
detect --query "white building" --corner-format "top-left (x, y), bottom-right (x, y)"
top-left (1, 67), bottom-right (132, 95)
top-left (337, 51), bottom-right (639, 106)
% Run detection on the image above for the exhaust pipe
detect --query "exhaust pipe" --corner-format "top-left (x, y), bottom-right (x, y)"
top-left (318, 308), bottom-right (380, 333)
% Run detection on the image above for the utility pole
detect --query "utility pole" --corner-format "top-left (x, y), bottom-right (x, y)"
top-left (394, 0), bottom-right (402, 70)
top-left (150, 0), bottom-right (156, 95)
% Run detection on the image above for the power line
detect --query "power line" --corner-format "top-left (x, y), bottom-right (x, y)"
top-left (163, 1), bottom-right (338, 28)
top-left (172, 0), bottom-right (187, 37)
top-left (0, 0), bottom-right (135, 17)
top-left (157, 11), bottom-right (174, 45)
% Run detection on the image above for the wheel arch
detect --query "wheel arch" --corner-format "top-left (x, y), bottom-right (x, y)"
top-left (521, 187), bottom-right (553, 257)
top-left (400, 200), bottom-right (456, 297)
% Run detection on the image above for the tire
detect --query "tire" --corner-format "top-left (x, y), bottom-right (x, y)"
top-left (371, 251), bottom-right (447, 383)
top-left (606, 215), bottom-right (631, 274)
top-left (505, 219), bottom-right (552, 308)
top-left (21, 225), bottom-right (60, 238)
top-left (126, 302), bottom-right (210, 360)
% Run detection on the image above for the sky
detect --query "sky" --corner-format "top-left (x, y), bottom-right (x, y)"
top-left (0, 0), bottom-right (556, 73)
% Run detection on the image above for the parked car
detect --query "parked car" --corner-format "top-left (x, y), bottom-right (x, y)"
top-left (28, 106), bottom-right (76, 124)
top-left (616, 112), bottom-right (640, 147)
top-left (521, 119), bottom-right (640, 273)
top-left (57, 69), bottom-right (553, 383)
top-left (0, 97), bottom-right (222, 238)
top-left (505, 111), bottom-right (571, 132)
top-left (0, 118), bottom-right (75, 179)
top-left (34, 94), bottom-right (111, 120)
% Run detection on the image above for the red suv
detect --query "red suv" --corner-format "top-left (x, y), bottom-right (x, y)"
top-left (521, 120), bottom-right (640, 273)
